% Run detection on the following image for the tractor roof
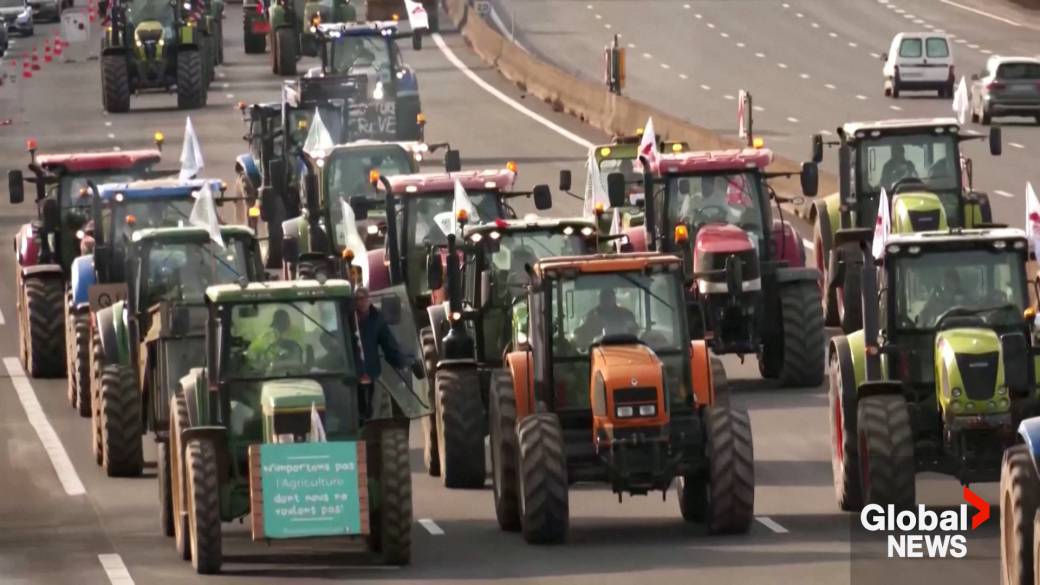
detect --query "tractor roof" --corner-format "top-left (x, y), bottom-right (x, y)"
top-left (534, 252), bottom-right (682, 277)
top-left (465, 216), bottom-right (595, 237)
top-left (37, 149), bottom-right (161, 173)
top-left (323, 141), bottom-right (412, 158)
top-left (652, 148), bottom-right (773, 175)
top-left (315, 21), bottom-right (398, 38)
top-left (840, 118), bottom-right (960, 137)
top-left (337, 139), bottom-right (427, 157)
top-left (385, 169), bottom-right (516, 195)
top-left (594, 140), bottom-right (689, 161)
top-left (207, 279), bottom-right (353, 304)
top-left (131, 225), bottom-right (256, 243)
top-left (96, 178), bottom-right (224, 200)
top-left (885, 227), bottom-right (1027, 254)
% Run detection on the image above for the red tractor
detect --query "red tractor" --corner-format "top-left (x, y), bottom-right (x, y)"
top-left (611, 146), bottom-right (824, 386)
top-left (8, 139), bottom-right (161, 377)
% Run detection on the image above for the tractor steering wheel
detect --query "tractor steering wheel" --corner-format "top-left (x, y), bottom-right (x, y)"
top-left (694, 205), bottom-right (728, 224)
top-left (261, 339), bottom-right (304, 373)
top-left (890, 176), bottom-right (926, 195)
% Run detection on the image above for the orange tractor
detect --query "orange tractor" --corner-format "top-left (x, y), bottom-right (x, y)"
top-left (489, 252), bottom-right (754, 543)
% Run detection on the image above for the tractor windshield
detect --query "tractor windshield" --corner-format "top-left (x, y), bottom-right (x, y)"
top-left (597, 155), bottom-right (644, 205)
top-left (486, 229), bottom-right (592, 303)
top-left (400, 192), bottom-right (505, 249)
top-left (666, 171), bottom-right (766, 247)
top-left (327, 35), bottom-right (394, 76)
top-left (857, 132), bottom-right (961, 222)
top-left (287, 106), bottom-right (346, 150)
top-left (891, 246), bottom-right (1027, 331)
top-left (127, 0), bottom-right (174, 27)
top-left (224, 299), bottom-right (353, 379)
top-left (101, 197), bottom-right (196, 265)
top-left (58, 172), bottom-right (139, 210)
top-left (140, 238), bottom-right (251, 306)
top-left (325, 146), bottom-right (413, 205)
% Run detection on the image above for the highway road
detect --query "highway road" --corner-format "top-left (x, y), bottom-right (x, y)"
top-left (0, 2), bottom-right (1012, 584)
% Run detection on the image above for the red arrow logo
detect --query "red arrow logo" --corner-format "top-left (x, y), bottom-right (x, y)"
top-left (963, 486), bottom-right (989, 530)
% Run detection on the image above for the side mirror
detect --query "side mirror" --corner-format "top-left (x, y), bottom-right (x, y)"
top-left (8, 170), bottom-right (24, 204)
top-left (811, 133), bottom-right (824, 164)
top-left (380, 295), bottom-right (402, 325)
top-left (259, 186), bottom-right (277, 222)
top-left (880, 52), bottom-right (888, 61)
top-left (800, 162), bottom-right (819, 197)
top-left (989, 127), bottom-right (1002, 156)
top-left (532, 184), bottom-right (552, 210)
top-left (558, 169), bottom-right (572, 192)
top-left (606, 172), bottom-right (626, 208)
top-left (426, 252), bottom-right (443, 290)
top-left (412, 31), bottom-right (423, 51)
top-left (41, 198), bottom-right (60, 231)
top-left (349, 195), bottom-right (369, 220)
top-left (444, 149), bottom-right (461, 173)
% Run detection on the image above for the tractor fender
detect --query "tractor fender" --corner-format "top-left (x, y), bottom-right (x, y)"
top-left (367, 248), bottom-right (390, 291)
top-left (843, 330), bottom-right (895, 397)
top-left (771, 220), bottom-right (805, 268)
top-left (179, 426), bottom-right (231, 481)
top-left (623, 225), bottom-right (648, 253)
top-left (815, 193), bottom-right (841, 237)
top-left (812, 199), bottom-right (833, 266)
top-left (775, 266), bottom-right (820, 284)
top-left (70, 254), bottom-right (96, 309)
top-left (14, 223), bottom-right (39, 266)
top-left (21, 263), bottom-right (63, 279)
top-left (426, 302), bottom-right (448, 359)
top-left (1017, 417), bottom-right (1040, 477)
top-left (505, 350), bottom-right (533, 420)
top-left (689, 339), bottom-right (714, 407)
top-left (235, 154), bottom-right (261, 193)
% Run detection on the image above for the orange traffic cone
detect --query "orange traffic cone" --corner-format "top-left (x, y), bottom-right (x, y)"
top-left (22, 60), bottom-right (31, 78)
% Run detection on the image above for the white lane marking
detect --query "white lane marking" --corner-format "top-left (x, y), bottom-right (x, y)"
top-left (3, 357), bottom-right (86, 496)
top-left (217, 71), bottom-right (226, 79)
top-left (678, 73), bottom-right (688, 79)
top-left (753, 105), bottom-right (765, 112)
top-left (848, 41), bottom-right (858, 48)
top-left (890, 105), bottom-right (903, 111)
top-left (782, 2), bottom-right (789, 7)
top-left (894, 7), bottom-right (905, 13)
top-left (967, 43), bottom-right (979, 49)
top-left (828, 32), bottom-right (838, 38)
top-left (796, 12), bottom-right (804, 17)
top-left (723, 94), bottom-right (735, 100)
top-left (98, 554), bottom-right (134, 585)
top-left (980, 49), bottom-right (992, 54)
top-left (431, 33), bottom-right (593, 149)
top-left (825, 83), bottom-right (837, 90)
top-left (106, 133), bottom-right (115, 139)
top-left (1010, 142), bottom-right (1025, 149)
top-left (786, 116), bottom-right (800, 123)
top-left (594, 13), bottom-right (601, 20)
top-left (225, 93), bottom-right (234, 99)
top-left (700, 84), bottom-right (711, 91)
top-left (586, 3), bottom-right (592, 8)
top-left (736, 42), bottom-right (746, 48)
top-left (995, 190), bottom-right (1015, 198)
top-left (707, 23), bottom-right (715, 29)
top-left (924, 22), bottom-right (936, 28)
top-left (914, 18), bottom-right (924, 24)
top-left (904, 13), bottom-right (915, 19)
top-left (627, 42), bottom-right (636, 48)
top-left (820, 129), bottom-right (833, 135)
top-left (811, 22), bottom-right (820, 28)
top-left (604, 23), bottom-right (612, 29)
top-left (870, 52), bottom-right (881, 58)
top-left (800, 73), bottom-right (811, 79)
top-left (418, 519), bottom-right (445, 535)
top-left (856, 94), bottom-right (868, 100)
top-left (660, 63), bottom-right (670, 69)
top-left (756, 516), bottom-right (790, 534)
top-left (755, 52), bottom-right (766, 58)
top-left (642, 52), bottom-right (652, 59)
top-left (695, 13), bottom-right (702, 19)
top-left (112, 147), bottom-right (121, 152)
top-left (778, 62), bottom-right (788, 69)
top-left (104, 121), bottom-right (112, 127)
top-left (683, 3), bottom-right (690, 8)
top-left (0, 308), bottom-right (5, 325)
top-left (720, 32), bottom-right (730, 38)
top-left (938, 0), bottom-right (1023, 27)
top-left (956, 38), bottom-right (968, 44)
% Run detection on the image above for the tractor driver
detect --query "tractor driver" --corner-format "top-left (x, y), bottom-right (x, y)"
top-left (248, 308), bottom-right (304, 373)
top-left (918, 268), bottom-right (969, 326)
top-left (574, 288), bottom-right (639, 348)
top-left (881, 144), bottom-right (919, 191)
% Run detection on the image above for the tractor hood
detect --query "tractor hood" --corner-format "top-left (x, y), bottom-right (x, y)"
top-left (692, 224), bottom-right (760, 294)
top-left (261, 378), bottom-right (326, 415)
top-left (892, 192), bottom-right (948, 233)
top-left (591, 344), bottom-right (663, 391)
top-left (935, 328), bottom-right (1008, 416)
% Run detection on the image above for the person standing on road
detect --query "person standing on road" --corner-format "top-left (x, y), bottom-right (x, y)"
top-left (354, 287), bottom-right (414, 418)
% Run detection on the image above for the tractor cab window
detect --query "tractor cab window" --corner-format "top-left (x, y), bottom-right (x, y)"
top-left (488, 230), bottom-right (589, 304)
top-left (325, 147), bottom-right (412, 203)
top-left (140, 238), bottom-right (250, 306)
top-left (666, 172), bottom-right (766, 247)
top-left (288, 106), bottom-right (345, 151)
top-left (103, 198), bottom-right (195, 249)
top-left (59, 173), bottom-right (137, 210)
top-left (892, 247), bottom-right (1027, 331)
top-left (400, 192), bottom-right (504, 249)
top-left (328, 35), bottom-right (395, 77)
top-left (598, 156), bottom-right (643, 204)
top-left (127, 0), bottom-right (175, 29)
top-left (857, 133), bottom-right (960, 221)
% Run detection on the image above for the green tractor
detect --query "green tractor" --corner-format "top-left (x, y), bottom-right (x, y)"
top-left (197, 0), bottom-right (225, 72)
top-left (101, 0), bottom-right (211, 112)
top-left (168, 279), bottom-right (429, 573)
top-left (91, 226), bottom-right (264, 483)
top-left (810, 118), bottom-right (1002, 333)
top-left (268, 0), bottom-right (357, 76)
top-left (827, 227), bottom-right (1040, 509)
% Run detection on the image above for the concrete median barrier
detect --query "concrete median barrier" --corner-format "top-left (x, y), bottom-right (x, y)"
top-left (441, 0), bottom-right (837, 217)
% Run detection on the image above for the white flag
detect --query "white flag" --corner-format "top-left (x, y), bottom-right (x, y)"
top-left (403, 0), bottom-right (429, 30)
top-left (339, 198), bottom-right (370, 286)
top-left (952, 76), bottom-right (970, 125)
top-left (189, 182), bottom-right (224, 249)
top-left (737, 89), bottom-right (748, 139)
top-left (609, 207), bottom-right (621, 235)
top-left (309, 402), bottom-right (326, 442)
top-left (871, 188), bottom-right (891, 260)
top-left (1026, 182), bottom-right (1040, 254)
top-left (452, 179), bottom-right (479, 234)
top-left (303, 108), bottom-right (334, 155)
top-left (582, 148), bottom-right (610, 217)
top-left (179, 117), bottom-right (204, 181)
top-left (637, 117), bottom-right (659, 168)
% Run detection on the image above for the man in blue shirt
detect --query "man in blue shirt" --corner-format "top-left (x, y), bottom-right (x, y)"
top-left (354, 287), bottom-right (416, 418)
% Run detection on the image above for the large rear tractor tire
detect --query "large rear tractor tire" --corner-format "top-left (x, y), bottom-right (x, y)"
top-left (100, 364), bottom-right (144, 477)
top-left (158, 441), bottom-right (174, 537)
top-left (856, 394), bottom-right (915, 507)
top-left (187, 438), bottom-right (222, 574)
top-left (813, 217), bottom-right (839, 327)
top-left (171, 395), bottom-right (191, 560)
top-left (489, 370), bottom-right (520, 531)
top-left (101, 54), bottom-right (131, 113)
top-left (710, 355), bottom-right (729, 408)
top-left (777, 280), bottom-right (825, 387)
top-left (435, 367), bottom-right (487, 488)
top-left (1001, 445), bottom-right (1040, 585)
top-left (703, 406), bottom-right (755, 534)
top-left (368, 426), bottom-right (412, 565)
top-left (90, 329), bottom-right (104, 466)
top-left (176, 49), bottom-right (206, 110)
top-left (828, 339), bottom-right (862, 511)
top-left (273, 27), bottom-right (297, 76)
top-left (22, 276), bottom-right (65, 377)
top-left (419, 326), bottom-right (440, 477)
top-left (518, 413), bottom-right (569, 544)
top-left (243, 27), bottom-right (266, 53)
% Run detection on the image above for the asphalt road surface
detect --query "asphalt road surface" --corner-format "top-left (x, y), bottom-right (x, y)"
top-left (0, 2), bottom-right (1012, 584)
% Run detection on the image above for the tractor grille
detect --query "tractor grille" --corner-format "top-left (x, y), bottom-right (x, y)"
top-left (955, 352), bottom-right (999, 401)
top-left (614, 387), bottom-right (658, 404)
top-left (698, 249), bottom-right (760, 282)
top-left (907, 209), bottom-right (942, 231)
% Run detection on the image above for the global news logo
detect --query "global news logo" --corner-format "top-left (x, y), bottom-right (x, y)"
top-left (858, 487), bottom-right (990, 559)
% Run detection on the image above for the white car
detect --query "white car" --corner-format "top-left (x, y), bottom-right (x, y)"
top-left (882, 32), bottom-right (955, 98)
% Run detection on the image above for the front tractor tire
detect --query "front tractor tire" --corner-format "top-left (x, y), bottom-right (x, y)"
top-left (812, 217), bottom-right (839, 327)
top-left (837, 262), bottom-right (863, 334)
top-left (703, 406), bottom-right (755, 534)
top-left (489, 370), bottom-right (520, 531)
top-left (272, 27), bottom-right (297, 76)
top-left (101, 54), bottom-right (131, 113)
top-left (367, 425), bottom-right (413, 565)
top-left (419, 326), bottom-right (439, 477)
top-left (99, 364), bottom-right (144, 477)
top-left (67, 306), bottom-right (91, 417)
top-left (186, 438), bottom-right (222, 574)
top-left (828, 339), bottom-right (862, 511)
top-left (517, 413), bottom-right (569, 544)
top-left (856, 394), bottom-right (915, 507)
top-left (435, 367), bottom-right (487, 488)
top-left (176, 49), bottom-right (207, 110)
top-left (158, 441), bottom-right (174, 537)
top-left (21, 275), bottom-right (65, 377)
top-left (775, 280), bottom-right (825, 387)
top-left (170, 395), bottom-right (191, 560)
top-left (1001, 445), bottom-right (1040, 585)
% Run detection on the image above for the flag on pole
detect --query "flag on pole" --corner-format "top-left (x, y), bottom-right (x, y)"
top-left (339, 198), bottom-right (370, 286)
top-left (737, 89), bottom-right (748, 139)
top-left (189, 182), bottom-right (224, 249)
top-left (871, 188), bottom-right (891, 260)
top-left (403, 0), bottom-right (429, 30)
top-left (638, 117), bottom-right (659, 168)
top-left (179, 117), bottom-right (204, 181)
top-left (452, 179), bottom-right (479, 234)
top-left (583, 148), bottom-right (610, 217)
top-left (1026, 182), bottom-right (1040, 254)
top-left (609, 207), bottom-right (621, 236)
top-left (303, 108), bottom-right (334, 155)
top-left (308, 402), bottom-right (327, 442)
top-left (952, 76), bottom-right (970, 125)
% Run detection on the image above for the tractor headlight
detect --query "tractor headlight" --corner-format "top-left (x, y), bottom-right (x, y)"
top-left (616, 405), bottom-right (634, 418)
top-left (366, 224), bottom-right (379, 235)
top-left (638, 404), bottom-right (656, 417)
top-left (951, 387), bottom-right (962, 398)
top-left (998, 398), bottom-right (1010, 409)
top-left (950, 401), bottom-right (963, 413)
top-left (997, 385), bottom-right (1008, 396)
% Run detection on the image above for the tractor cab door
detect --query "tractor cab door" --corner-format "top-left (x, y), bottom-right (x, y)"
top-left (367, 284), bottom-right (431, 420)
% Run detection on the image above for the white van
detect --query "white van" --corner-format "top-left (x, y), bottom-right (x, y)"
top-left (882, 33), bottom-right (955, 99)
